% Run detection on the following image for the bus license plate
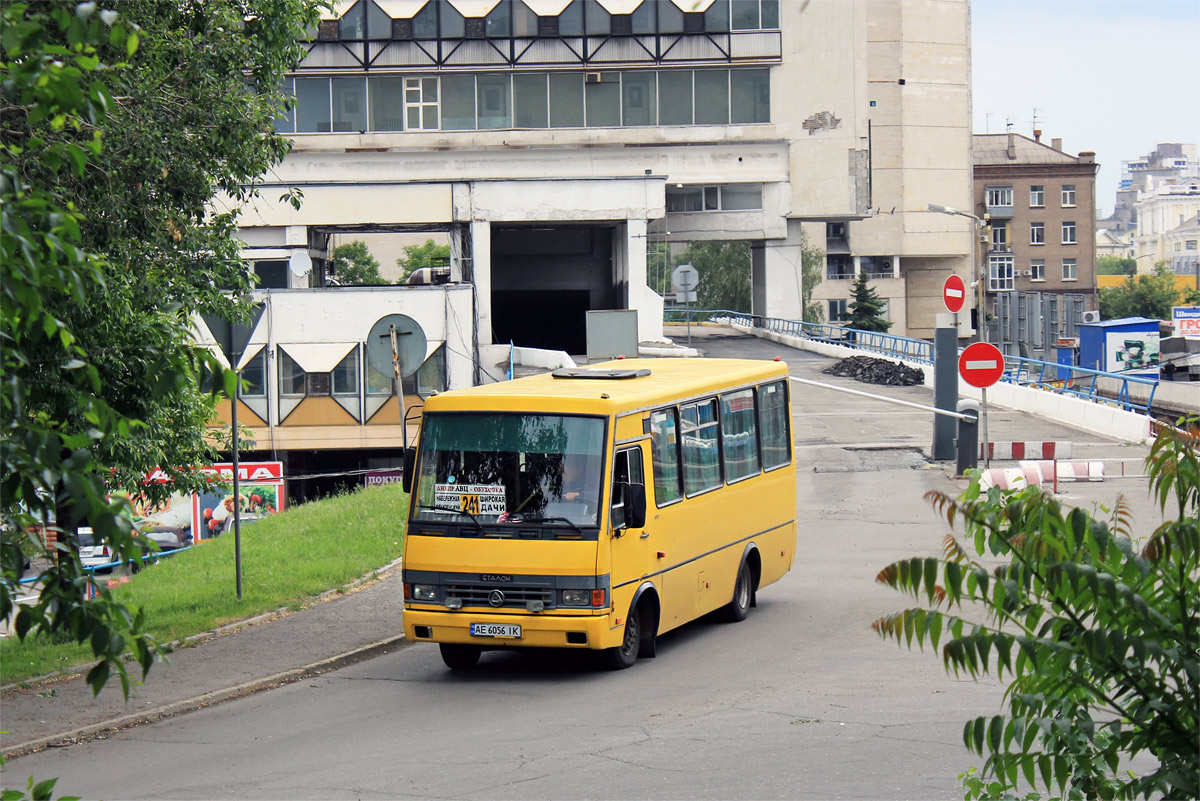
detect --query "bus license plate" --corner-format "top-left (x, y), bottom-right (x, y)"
top-left (470, 623), bottom-right (522, 638)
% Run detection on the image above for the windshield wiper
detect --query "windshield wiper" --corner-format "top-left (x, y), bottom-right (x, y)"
top-left (526, 515), bottom-right (584, 535)
top-left (418, 505), bottom-right (483, 533)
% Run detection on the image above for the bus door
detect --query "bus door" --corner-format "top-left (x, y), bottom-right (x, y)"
top-left (608, 444), bottom-right (655, 615)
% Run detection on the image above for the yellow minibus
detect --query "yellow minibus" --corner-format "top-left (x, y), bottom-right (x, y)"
top-left (400, 358), bottom-right (796, 669)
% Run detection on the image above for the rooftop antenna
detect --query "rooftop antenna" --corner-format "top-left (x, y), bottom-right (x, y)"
top-left (984, 112), bottom-right (994, 133)
top-left (1029, 107), bottom-right (1044, 135)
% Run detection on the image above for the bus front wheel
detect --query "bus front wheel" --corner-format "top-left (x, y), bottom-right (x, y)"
top-left (721, 560), bottom-right (752, 622)
top-left (605, 604), bottom-right (642, 670)
top-left (440, 643), bottom-right (482, 670)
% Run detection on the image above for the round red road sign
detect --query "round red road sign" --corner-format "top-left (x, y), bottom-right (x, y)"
top-left (958, 342), bottom-right (1005, 388)
top-left (942, 274), bottom-right (967, 314)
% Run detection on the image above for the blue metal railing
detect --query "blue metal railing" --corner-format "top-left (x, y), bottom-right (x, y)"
top-left (663, 308), bottom-right (1159, 415)
top-left (996, 355), bottom-right (1159, 414)
top-left (663, 308), bottom-right (934, 365)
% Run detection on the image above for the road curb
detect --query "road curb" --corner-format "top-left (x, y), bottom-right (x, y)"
top-left (2, 634), bottom-right (412, 760)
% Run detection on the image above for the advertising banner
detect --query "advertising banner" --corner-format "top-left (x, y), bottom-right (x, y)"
top-left (140, 462), bottom-right (285, 543)
top-left (1105, 331), bottom-right (1160, 375)
top-left (1173, 306), bottom-right (1200, 337)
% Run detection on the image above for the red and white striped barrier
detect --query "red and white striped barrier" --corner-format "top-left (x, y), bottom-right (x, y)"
top-left (980, 441), bottom-right (1073, 460)
top-left (977, 460), bottom-right (1105, 492)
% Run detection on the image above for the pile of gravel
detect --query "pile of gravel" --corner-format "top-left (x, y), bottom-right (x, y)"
top-left (822, 355), bottom-right (925, 386)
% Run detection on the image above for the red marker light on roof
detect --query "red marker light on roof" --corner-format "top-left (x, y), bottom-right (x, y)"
top-left (774, 356), bottom-right (781, 361)
top-left (617, 355), bottom-right (625, 359)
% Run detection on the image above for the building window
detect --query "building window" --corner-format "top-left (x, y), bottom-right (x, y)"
top-left (1030, 221), bottom-right (1045, 245)
top-left (289, 68), bottom-right (771, 133)
top-left (1030, 259), bottom-right (1045, 282)
top-left (991, 223), bottom-right (1009, 250)
top-left (1029, 185), bottom-right (1044, 207)
top-left (332, 351), bottom-right (358, 397)
top-left (989, 254), bottom-right (1014, 291)
top-left (985, 186), bottom-right (1013, 208)
top-left (1062, 221), bottom-right (1077, 245)
top-left (731, 0), bottom-right (780, 30)
top-left (665, 184), bottom-right (762, 212)
top-left (241, 349), bottom-right (267, 397)
top-left (1188, 241), bottom-right (1198, 251)
top-left (829, 299), bottom-right (849, 321)
top-left (405, 77), bottom-right (439, 130)
top-left (1061, 184), bottom-right (1076, 207)
top-left (279, 351), bottom-right (305, 397)
top-left (1063, 258), bottom-right (1077, 281)
top-left (826, 256), bottom-right (853, 280)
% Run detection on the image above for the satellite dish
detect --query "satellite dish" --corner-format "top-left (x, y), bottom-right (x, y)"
top-left (288, 251), bottom-right (313, 277)
top-left (366, 314), bottom-right (427, 378)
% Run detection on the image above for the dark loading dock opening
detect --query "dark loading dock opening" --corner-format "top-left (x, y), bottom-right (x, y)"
top-left (490, 225), bottom-right (619, 355)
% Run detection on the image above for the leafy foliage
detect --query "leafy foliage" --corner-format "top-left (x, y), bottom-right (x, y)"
top-left (673, 240), bottom-right (751, 312)
top-left (799, 229), bottom-right (826, 323)
top-left (847, 272), bottom-right (892, 332)
top-left (1098, 263), bottom-right (1193, 321)
top-left (874, 420), bottom-right (1199, 800)
top-left (395, 238), bottom-right (451, 284)
top-left (329, 240), bottom-right (386, 285)
top-left (1, 0), bottom-right (320, 701)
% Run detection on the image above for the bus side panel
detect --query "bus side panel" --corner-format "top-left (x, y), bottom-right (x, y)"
top-left (651, 460), bottom-right (796, 629)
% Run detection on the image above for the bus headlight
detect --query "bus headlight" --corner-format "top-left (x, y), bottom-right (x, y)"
top-left (411, 584), bottom-right (438, 601)
top-left (561, 589), bottom-right (590, 606)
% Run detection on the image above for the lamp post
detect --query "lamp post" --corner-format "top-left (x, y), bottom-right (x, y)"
top-left (928, 203), bottom-right (990, 343)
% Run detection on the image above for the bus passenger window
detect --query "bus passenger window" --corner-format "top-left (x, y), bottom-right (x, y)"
top-left (650, 409), bottom-right (682, 506)
top-left (759, 380), bottom-right (791, 469)
top-left (681, 399), bottom-right (721, 495)
top-left (722, 388), bottom-right (760, 481)
top-left (610, 446), bottom-right (644, 529)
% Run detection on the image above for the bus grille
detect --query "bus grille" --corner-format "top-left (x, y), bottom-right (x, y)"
top-left (446, 584), bottom-right (554, 609)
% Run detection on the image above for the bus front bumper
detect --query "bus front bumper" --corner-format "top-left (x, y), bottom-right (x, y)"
top-left (404, 608), bottom-right (621, 650)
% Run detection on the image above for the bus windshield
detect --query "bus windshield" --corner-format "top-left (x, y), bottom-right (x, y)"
top-left (412, 413), bottom-right (606, 528)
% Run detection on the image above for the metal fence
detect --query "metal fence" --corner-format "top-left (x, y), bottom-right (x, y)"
top-left (663, 308), bottom-right (1159, 415)
top-left (663, 308), bottom-right (933, 365)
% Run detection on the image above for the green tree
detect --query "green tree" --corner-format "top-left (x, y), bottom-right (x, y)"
top-left (2, 0), bottom-right (320, 702)
top-left (846, 272), bottom-right (892, 332)
top-left (1096, 256), bottom-right (1136, 276)
top-left (799, 229), bottom-right (826, 323)
top-left (647, 242), bottom-right (671, 297)
top-left (329, 240), bottom-right (386, 285)
top-left (396, 238), bottom-right (451, 284)
top-left (874, 420), bottom-right (1199, 800)
top-left (674, 241), bottom-right (751, 312)
top-left (1098, 263), bottom-right (1189, 321)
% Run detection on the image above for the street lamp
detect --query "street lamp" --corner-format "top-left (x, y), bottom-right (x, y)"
top-left (928, 203), bottom-right (990, 342)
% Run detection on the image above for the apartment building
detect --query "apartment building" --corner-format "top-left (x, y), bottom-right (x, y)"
top-left (214, 0), bottom-right (972, 498)
top-left (972, 132), bottom-right (1099, 358)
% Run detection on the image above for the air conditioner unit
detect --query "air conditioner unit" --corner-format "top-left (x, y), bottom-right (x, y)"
top-left (880, 259), bottom-right (892, 271)
top-left (1082, 310), bottom-right (1101, 324)
top-left (1022, 270), bottom-right (1033, 276)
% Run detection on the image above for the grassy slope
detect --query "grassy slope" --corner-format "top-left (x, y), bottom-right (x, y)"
top-left (1, 483), bottom-right (407, 686)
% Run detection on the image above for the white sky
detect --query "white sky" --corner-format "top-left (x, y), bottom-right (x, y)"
top-left (970, 0), bottom-right (1200, 218)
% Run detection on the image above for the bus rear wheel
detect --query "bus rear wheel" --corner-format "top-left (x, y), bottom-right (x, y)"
top-left (440, 643), bottom-right (482, 670)
top-left (721, 560), bottom-right (752, 622)
top-left (605, 604), bottom-right (641, 670)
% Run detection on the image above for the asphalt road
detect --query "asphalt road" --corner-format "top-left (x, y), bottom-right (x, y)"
top-left (5, 328), bottom-right (1162, 800)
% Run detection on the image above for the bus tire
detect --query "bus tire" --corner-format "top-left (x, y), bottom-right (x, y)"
top-left (440, 643), bottom-right (482, 670)
top-left (721, 559), bottom-right (753, 622)
top-left (604, 603), bottom-right (642, 670)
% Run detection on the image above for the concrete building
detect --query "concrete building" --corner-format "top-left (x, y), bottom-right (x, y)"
top-left (972, 131), bottom-right (1099, 358)
top-left (214, 0), bottom-right (973, 498)
top-left (1133, 179), bottom-right (1200, 276)
top-left (1101, 143), bottom-right (1199, 233)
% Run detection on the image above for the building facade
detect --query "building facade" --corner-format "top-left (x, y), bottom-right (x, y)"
top-left (1133, 179), bottom-right (1200, 277)
top-left (216, 0), bottom-right (973, 498)
top-left (972, 132), bottom-right (1099, 358)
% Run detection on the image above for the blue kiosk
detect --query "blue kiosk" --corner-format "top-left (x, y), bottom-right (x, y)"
top-left (1078, 317), bottom-right (1161, 376)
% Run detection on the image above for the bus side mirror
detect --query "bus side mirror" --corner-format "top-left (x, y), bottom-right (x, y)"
top-left (401, 447), bottom-right (415, 493)
top-left (626, 483), bottom-right (647, 529)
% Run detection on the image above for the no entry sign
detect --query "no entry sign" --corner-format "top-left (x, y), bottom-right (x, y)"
top-left (958, 342), bottom-right (1005, 388)
top-left (943, 274), bottom-right (966, 314)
